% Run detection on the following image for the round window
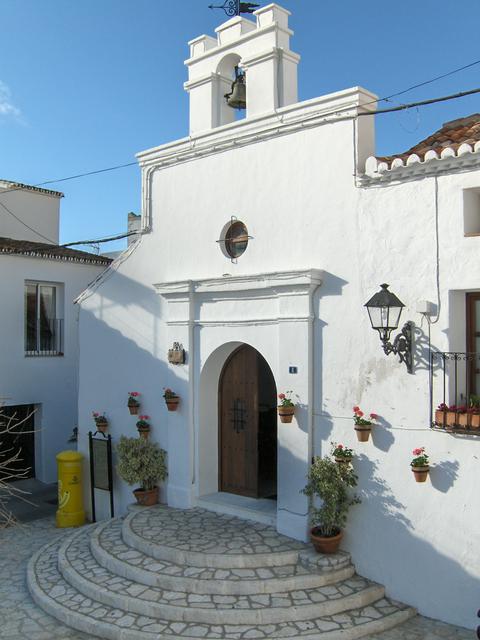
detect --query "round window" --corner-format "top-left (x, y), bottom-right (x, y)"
top-left (224, 221), bottom-right (249, 259)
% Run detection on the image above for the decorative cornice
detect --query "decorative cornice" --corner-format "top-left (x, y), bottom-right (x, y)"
top-left (362, 141), bottom-right (480, 185)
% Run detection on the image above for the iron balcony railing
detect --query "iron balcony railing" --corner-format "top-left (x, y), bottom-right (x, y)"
top-left (25, 318), bottom-right (64, 357)
top-left (430, 351), bottom-right (480, 433)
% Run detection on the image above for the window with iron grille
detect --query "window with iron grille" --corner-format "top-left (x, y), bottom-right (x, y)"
top-left (24, 282), bottom-right (64, 356)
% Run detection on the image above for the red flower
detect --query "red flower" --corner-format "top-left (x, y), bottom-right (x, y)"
top-left (139, 415), bottom-right (150, 421)
top-left (337, 444), bottom-right (343, 449)
top-left (370, 413), bottom-right (378, 419)
top-left (356, 410), bottom-right (364, 417)
top-left (412, 447), bottom-right (424, 456)
top-left (353, 405), bottom-right (360, 412)
top-left (278, 393), bottom-right (285, 400)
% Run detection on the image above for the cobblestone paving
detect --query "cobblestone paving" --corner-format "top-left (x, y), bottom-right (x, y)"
top-left (0, 516), bottom-right (473, 640)
top-left (66, 527), bottom-right (374, 614)
top-left (128, 506), bottom-right (306, 555)
top-left (97, 517), bottom-right (346, 585)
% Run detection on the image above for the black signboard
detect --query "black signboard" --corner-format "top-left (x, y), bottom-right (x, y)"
top-left (88, 432), bottom-right (114, 522)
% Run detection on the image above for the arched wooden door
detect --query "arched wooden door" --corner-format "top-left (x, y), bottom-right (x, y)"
top-left (219, 345), bottom-right (277, 498)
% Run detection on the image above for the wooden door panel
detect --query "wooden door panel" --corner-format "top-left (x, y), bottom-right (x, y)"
top-left (219, 346), bottom-right (258, 496)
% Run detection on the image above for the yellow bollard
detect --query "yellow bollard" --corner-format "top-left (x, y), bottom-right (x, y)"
top-left (56, 450), bottom-right (85, 528)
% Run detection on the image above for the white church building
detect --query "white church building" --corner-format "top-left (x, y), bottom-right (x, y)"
top-left (77, 4), bottom-right (480, 629)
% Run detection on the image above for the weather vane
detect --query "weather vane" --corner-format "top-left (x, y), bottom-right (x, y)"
top-left (208, 1), bottom-right (260, 17)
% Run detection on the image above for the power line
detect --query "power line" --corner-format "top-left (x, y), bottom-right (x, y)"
top-left (61, 230), bottom-right (139, 248)
top-left (358, 86), bottom-right (480, 116)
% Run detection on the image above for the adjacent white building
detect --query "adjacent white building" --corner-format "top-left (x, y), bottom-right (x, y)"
top-left (0, 180), bottom-right (111, 483)
top-left (77, 4), bottom-right (480, 629)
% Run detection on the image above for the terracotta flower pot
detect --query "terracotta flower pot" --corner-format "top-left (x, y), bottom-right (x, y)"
top-left (278, 406), bottom-right (295, 423)
top-left (137, 426), bottom-right (150, 440)
top-left (434, 409), bottom-right (446, 427)
top-left (166, 397), bottom-right (180, 412)
top-left (133, 486), bottom-right (159, 506)
top-left (445, 411), bottom-right (457, 430)
top-left (128, 404), bottom-right (140, 415)
top-left (95, 421), bottom-right (108, 434)
top-left (354, 425), bottom-right (371, 442)
top-left (470, 413), bottom-right (480, 429)
top-left (411, 465), bottom-right (429, 483)
top-left (457, 413), bottom-right (469, 428)
top-left (310, 527), bottom-right (343, 554)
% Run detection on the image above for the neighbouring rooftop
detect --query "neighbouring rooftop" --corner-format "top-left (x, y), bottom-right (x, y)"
top-left (0, 236), bottom-right (112, 266)
top-left (378, 113), bottom-right (480, 165)
top-left (0, 179), bottom-right (64, 198)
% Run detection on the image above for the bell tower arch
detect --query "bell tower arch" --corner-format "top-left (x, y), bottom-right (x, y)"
top-left (184, 3), bottom-right (300, 134)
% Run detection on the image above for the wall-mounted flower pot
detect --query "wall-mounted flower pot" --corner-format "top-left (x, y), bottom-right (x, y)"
top-left (166, 397), bottom-right (180, 412)
top-left (128, 404), bottom-right (140, 415)
top-left (95, 420), bottom-right (108, 434)
top-left (310, 527), bottom-right (343, 554)
top-left (411, 465), bottom-right (429, 483)
top-left (137, 426), bottom-right (150, 440)
top-left (278, 406), bottom-right (295, 423)
top-left (354, 425), bottom-right (371, 442)
top-left (133, 486), bottom-right (159, 506)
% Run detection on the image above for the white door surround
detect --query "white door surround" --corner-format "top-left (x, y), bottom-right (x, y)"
top-left (155, 269), bottom-right (322, 540)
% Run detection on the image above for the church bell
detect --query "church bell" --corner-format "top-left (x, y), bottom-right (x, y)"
top-left (225, 66), bottom-right (246, 110)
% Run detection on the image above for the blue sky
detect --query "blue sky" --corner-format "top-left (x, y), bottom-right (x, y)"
top-left (1, 0), bottom-right (480, 252)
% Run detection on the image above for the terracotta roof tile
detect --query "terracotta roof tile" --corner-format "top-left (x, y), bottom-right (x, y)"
top-left (0, 180), bottom-right (63, 198)
top-left (0, 237), bottom-right (112, 265)
top-left (377, 113), bottom-right (480, 163)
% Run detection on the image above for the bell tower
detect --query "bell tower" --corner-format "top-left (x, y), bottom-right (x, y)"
top-left (184, 3), bottom-right (300, 135)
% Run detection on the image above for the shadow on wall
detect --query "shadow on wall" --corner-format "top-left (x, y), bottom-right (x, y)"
top-left (348, 453), bottom-right (476, 629)
top-left (77, 269), bottom-right (187, 517)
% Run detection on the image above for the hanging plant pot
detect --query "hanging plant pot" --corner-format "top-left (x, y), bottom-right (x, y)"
top-left (95, 420), bottom-right (108, 434)
top-left (278, 406), bottom-right (295, 423)
top-left (137, 425), bottom-right (150, 440)
top-left (310, 527), bottom-right (343, 554)
top-left (128, 404), bottom-right (140, 415)
top-left (133, 486), bottom-right (159, 506)
top-left (165, 397), bottom-right (180, 412)
top-left (354, 425), bottom-right (371, 442)
top-left (411, 465), bottom-right (429, 483)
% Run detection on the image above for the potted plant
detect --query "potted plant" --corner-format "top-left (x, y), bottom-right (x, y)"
top-left (116, 436), bottom-right (167, 506)
top-left (353, 406), bottom-right (377, 442)
top-left (469, 395), bottom-right (480, 429)
top-left (456, 405), bottom-right (469, 428)
top-left (278, 392), bottom-right (295, 423)
top-left (92, 412), bottom-right (108, 434)
top-left (163, 388), bottom-right (180, 412)
top-left (136, 415), bottom-right (151, 439)
top-left (435, 403), bottom-right (457, 429)
top-left (128, 392), bottom-right (141, 415)
top-left (302, 454), bottom-right (360, 554)
top-left (331, 442), bottom-right (354, 466)
top-left (411, 447), bottom-right (430, 483)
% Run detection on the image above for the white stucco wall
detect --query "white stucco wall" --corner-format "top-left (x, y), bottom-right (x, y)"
top-left (0, 184), bottom-right (61, 244)
top-left (0, 254), bottom-right (107, 482)
top-left (76, 66), bottom-right (480, 633)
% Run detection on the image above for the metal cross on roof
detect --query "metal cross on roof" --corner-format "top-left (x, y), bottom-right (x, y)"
top-left (208, 1), bottom-right (260, 17)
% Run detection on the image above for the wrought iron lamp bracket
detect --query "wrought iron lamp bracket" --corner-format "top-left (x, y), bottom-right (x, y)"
top-left (380, 321), bottom-right (414, 373)
top-left (208, 1), bottom-right (260, 17)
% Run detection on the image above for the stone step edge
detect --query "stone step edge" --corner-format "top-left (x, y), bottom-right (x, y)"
top-left (28, 549), bottom-right (417, 640)
top-left (91, 520), bottom-right (355, 595)
top-left (60, 531), bottom-right (385, 625)
top-left (123, 512), bottom-right (302, 569)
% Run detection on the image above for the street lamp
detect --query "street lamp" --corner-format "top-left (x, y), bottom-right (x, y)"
top-left (364, 283), bottom-right (413, 373)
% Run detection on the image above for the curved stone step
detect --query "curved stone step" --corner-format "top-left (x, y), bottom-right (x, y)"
top-left (61, 528), bottom-right (384, 625)
top-left (123, 506), bottom-right (307, 569)
top-left (28, 539), bottom-right (416, 640)
top-left (92, 518), bottom-right (354, 595)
